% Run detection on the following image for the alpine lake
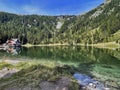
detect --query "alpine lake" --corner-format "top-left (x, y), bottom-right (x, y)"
top-left (0, 46), bottom-right (120, 89)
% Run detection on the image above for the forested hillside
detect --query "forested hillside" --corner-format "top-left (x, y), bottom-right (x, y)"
top-left (0, 0), bottom-right (120, 45)
top-left (59, 0), bottom-right (120, 44)
top-left (0, 12), bottom-right (74, 44)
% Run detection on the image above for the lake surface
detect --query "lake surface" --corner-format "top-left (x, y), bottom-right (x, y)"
top-left (0, 46), bottom-right (120, 89)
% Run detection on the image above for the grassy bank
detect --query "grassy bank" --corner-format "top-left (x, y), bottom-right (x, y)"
top-left (92, 42), bottom-right (120, 49)
top-left (22, 42), bottom-right (120, 50)
top-left (22, 43), bottom-right (69, 47)
top-left (0, 60), bottom-right (79, 90)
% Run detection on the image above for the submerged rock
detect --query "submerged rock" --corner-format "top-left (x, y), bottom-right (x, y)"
top-left (73, 73), bottom-right (109, 90)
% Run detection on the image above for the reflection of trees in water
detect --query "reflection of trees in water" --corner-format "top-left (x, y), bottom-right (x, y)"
top-left (4, 47), bottom-right (21, 55)
top-left (21, 46), bottom-right (120, 65)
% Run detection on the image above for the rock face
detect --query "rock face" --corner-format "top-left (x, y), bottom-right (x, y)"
top-left (56, 22), bottom-right (63, 29)
top-left (105, 0), bottom-right (111, 4)
top-left (73, 73), bottom-right (109, 90)
top-left (39, 77), bottom-right (71, 90)
top-left (0, 68), bottom-right (18, 79)
top-left (90, 10), bottom-right (103, 19)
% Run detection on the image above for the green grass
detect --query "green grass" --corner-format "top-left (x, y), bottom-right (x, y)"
top-left (109, 30), bottom-right (120, 42)
top-left (92, 42), bottom-right (120, 49)
top-left (0, 61), bottom-right (79, 90)
top-left (0, 62), bottom-right (14, 70)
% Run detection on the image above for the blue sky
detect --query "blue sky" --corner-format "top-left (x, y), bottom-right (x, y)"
top-left (0, 0), bottom-right (104, 15)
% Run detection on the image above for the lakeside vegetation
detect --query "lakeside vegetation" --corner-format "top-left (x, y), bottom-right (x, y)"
top-left (0, 60), bottom-right (79, 90)
top-left (22, 42), bottom-right (120, 50)
top-left (22, 43), bottom-right (69, 47)
top-left (92, 42), bottom-right (120, 49)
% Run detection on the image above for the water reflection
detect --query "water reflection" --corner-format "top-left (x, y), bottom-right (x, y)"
top-left (18, 46), bottom-right (120, 65)
top-left (0, 46), bottom-right (21, 55)
top-left (1, 46), bottom-right (120, 65)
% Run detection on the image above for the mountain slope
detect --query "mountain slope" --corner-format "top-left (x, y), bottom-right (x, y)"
top-left (0, 0), bottom-right (120, 45)
top-left (58, 0), bottom-right (120, 44)
top-left (0, 12), bottom-right (74, 44)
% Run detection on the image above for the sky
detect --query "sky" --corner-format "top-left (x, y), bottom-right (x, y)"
top-left (0, 0), bottom-right (105, 15)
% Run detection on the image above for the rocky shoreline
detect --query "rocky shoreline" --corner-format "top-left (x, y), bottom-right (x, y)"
top-left (0, 60), bottom-right (79, 90)
top-left (0, 60), bottom-right (118, 90)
